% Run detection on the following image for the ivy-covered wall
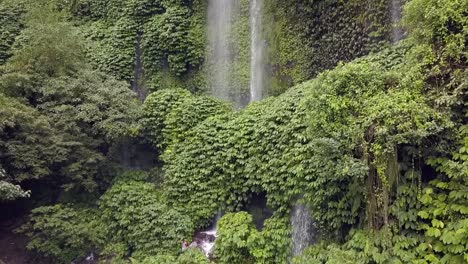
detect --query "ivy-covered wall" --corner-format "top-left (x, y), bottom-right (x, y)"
top-left (65, 0), bottom-right (206, 96)
top-left (265, 0), bottom-right (401, 95)
top-left (0, 2), bottom-right (24, 65)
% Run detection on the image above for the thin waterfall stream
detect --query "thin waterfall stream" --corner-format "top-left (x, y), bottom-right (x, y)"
top-left (291, 203), bottom-right (316, 256)
top-left (205, 0), bottom-right (320, 259)
top-left (249, 0), bottom-right (265, 102)
top-left (390, 0), bottom-right (404, 43)
top-left (207, 0), bottom-right (235, 102)
top-left (199, 0), bottom-right (269, 258)
top-left (200, 0), bottom-right (238, 258)
top-left (132, 32), bottom-right (146, 101)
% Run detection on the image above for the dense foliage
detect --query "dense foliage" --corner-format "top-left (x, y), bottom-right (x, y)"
top-left (99, 180), bottom-right (194, 257)
top-left (161, 52), bottom-right (452, 235)
top-left (0, 0), bottom-right (466, 263)
top-left (18, 205), bottom-right (105, 263)
top-left (18, 171), bottom-right (200, 263)
top-left (0, 1), bottom-right (24, 65)
top-left (140, 88), bottom-right (231, 151)
top-left (0, 1), bottom-right (140, 196)
top-left (138, 248), bottom-right (210, 264)
top-left (72, 0), bottom-right (206, 93)
top-left (215, 212), bottom-right (291, 264)
top-left (265, 0), bottom-right (400, 94)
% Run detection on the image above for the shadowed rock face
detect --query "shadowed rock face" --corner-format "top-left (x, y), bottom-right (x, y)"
top-left (245, 192), bottom-right (273, 230)
top-left (194, 232), bottom-right (216, 245)
top-left (0, 216), bottom-right (53, 264)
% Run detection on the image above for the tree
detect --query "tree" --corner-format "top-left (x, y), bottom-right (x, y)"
top-left (0, 94), bottom-right (65, 184)
top-left (0, 1), bottom-right (140, 193)
top-left (7, 0), bottom-right (86, 78)
top-left (0, 0), bottom-right (86, 103)
top-left (0, 166), bottom-right (30, 201)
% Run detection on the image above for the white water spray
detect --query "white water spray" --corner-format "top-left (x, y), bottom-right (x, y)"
top-left (207, 0), bottom-right (235, 102)
top-left (132, 33), bottom-right (146, 101)
top-left (390, 0), bottom-right (404, 43)
top-left (249, 0), bottom-right (265, 102)
top-left (193, 213), bottom-right (223, 258)
top-left (291, 203), bottom-right (315, 256)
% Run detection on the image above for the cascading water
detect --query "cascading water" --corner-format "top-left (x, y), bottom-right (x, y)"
top-left (207, 0), bottom-right (235, 102)
top-left (193, 213), bottom-right (223, 258)
top-left (132, 32), bottom-right (146, 101)
top-left (390, 0), bottom-right (404, 43)
top-left (249, 0), bottom-right (265, 102)
top-left (291, 203), bottom-right (316, 256)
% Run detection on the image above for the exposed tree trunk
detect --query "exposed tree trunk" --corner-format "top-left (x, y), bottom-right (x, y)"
top-left (364, 123), bottom-right (389, 229)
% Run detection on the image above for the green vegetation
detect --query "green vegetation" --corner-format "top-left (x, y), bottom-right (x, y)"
top-left (18, 205), bottom-right (104, 263)
top-left (265, 0), bottom-right (397, 95)
top-left (0, 0), bottom-right (466, 263)
top-left (0, 1), bottom-right (140, 197)
top-left (75, 0), bottom-right (206, 92)
top-left (138, 248), bottom-right (210, 264)
top-left (215, 212), bottom-right (290, 264)
top-left (0, 166), bottom-right (30, 200)
top-left (0, 1), bottom-right (24, 65)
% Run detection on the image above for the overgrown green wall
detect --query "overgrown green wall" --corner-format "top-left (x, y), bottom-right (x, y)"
top-left (0, 2), bottom-right (25, 65)
top-left (265, 0), bottom-right (399, 95)
top-left (64, 0), bottom-right (206, 95)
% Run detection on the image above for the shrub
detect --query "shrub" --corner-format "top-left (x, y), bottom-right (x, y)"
top-left (19, 205), bottom-right (105, 264)
top-left (99, 180), bottom-right (194, 256)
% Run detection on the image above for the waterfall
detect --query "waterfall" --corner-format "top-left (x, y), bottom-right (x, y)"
top-left (132, 32), bottom-right (146, 101)
top-left (249, 0), bottom-right (265, 102)
top-left (207, 0), bottom-right (266, 105)
top-left (193, 213), bottom-right (223, 258)
top-left (291, 203), bottom-right (315, 256)
top-left (390, 0), bottom-right (404, 43)
top-left (207, 0), bottom-right (235, 102)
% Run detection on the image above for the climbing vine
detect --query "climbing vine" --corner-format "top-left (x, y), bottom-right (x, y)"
top-left (66, 0), bottom-right (206, 92)
top-left (215, 212), bottom-right (291, 264)
top-left (0, 1), bottom-right (25, 65)
top-left (265, 0), bottom-right (397, 94)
